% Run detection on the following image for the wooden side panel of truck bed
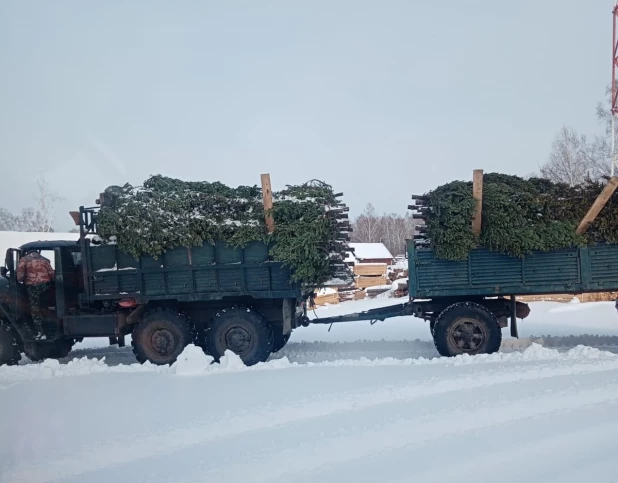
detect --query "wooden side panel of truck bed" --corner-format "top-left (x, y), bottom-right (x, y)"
top-left (408, 241), bottom-right (618, 298)
top-left (86, 241), bottom-right (301, 302)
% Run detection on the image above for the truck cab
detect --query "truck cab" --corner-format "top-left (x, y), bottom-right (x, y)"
top-left (0, 240), bottom-right (85, 363)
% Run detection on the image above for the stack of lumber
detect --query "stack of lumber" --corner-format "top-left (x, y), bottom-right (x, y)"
top-left (311, 288), bottom-right (339, 307)
top-left (354, 263), bottom-right (389, 289)
top-left (354, 263), bottom-right (388, 276)
top-left (337, 288), bottom-right (360, 302)
top-left (581, 292), bottom-right (618, 302)
top-left (391, 278), bottom-right (409, 298)
top-left (388, 267), bottom-right (408, 282)
top-left (518, 292), bottom-right (618, 303)
top-left (365, 286), bottom-right (392, 298)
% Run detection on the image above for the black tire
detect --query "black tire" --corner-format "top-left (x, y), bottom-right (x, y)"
top-left (131, 308), bottom-right (193, 365)
top-left (272, 328), bottom-right (291, 353)
top-left (205, 306), bottom-right (273, 366)
top-left (432, 302), bottom-right (502, 357)
top-left (0, 321), bottom-right (21, 366)
top-left (23, 340), bottom-right (74, 362)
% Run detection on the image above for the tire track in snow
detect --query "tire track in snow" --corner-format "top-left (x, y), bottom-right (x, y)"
top-left (207, 384), bottom-right (618, 483)
top-left (6, 358), bottom-right (618, 483)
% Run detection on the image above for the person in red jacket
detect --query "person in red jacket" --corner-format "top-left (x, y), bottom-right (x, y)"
top-left (16, 250), bottom-right (55, 340)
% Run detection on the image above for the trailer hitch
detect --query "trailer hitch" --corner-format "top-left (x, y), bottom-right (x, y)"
top-left (308, 302), bottom-right (414, 325)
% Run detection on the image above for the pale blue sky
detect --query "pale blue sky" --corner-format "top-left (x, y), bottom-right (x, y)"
top-left (0, 0), bottom-right (611, 230)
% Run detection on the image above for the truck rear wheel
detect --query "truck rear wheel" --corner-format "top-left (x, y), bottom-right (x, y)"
top-left (205, 307), bottom-right (273, 366)
top-left (0, 321), bottom-right (21, 366)
top-left (132, 308), bottom-right (193, 365)
top-left (23, 340), bottom-right (74, 362)
top-left (432, 302), bottom-right (502, 357)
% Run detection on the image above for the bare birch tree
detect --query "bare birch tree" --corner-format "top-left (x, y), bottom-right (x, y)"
top-left (0, 176), bottom-right (63, 232)
top-left (32, 176), bottom-right (63, 232)
top-left (540, 126), bottom-right (607, 186)
top-left (352, 205), bottom-right (417, 256)
top-left (352, 204), bottom-right (380, 243)
top-left (0, 207), bottom-right (40, 232)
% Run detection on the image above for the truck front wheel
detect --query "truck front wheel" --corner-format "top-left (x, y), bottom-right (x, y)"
top-left (205, 307), bottom-right (273, 366)
top-left (132, 308), bottom-right (193, 365)
top-left (0, 321), bottom-right (21, 366)
top-left (432, 302), bottom-right (502, 357)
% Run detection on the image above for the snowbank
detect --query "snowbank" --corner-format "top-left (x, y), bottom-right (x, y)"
top-left (174, 346), bottom-right (246, 376)
top-left (0, 356), bottom-right (164, 383)
top-left (1, 343), bottom-right (615, 384)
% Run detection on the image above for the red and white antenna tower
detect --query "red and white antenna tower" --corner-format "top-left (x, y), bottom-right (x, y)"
top-left (611, 0), bottom-right (618, 176)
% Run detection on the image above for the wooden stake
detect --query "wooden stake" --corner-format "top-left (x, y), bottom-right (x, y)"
top-left (576, 176), bottom-right (618, 234)
top-left (260, 173), bottom-right (275, 234)
top-left (472, 169), bottom-right (483, 235)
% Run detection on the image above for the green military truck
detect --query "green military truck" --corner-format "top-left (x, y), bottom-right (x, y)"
top-left (0, 206), bottom-right (306, 366)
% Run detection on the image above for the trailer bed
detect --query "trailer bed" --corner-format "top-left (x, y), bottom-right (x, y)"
top-left (408, 241), bottom-right (618, 298)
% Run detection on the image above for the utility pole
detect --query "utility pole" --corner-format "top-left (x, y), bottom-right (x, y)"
top-left (610, 0), bottom-right (618, 176)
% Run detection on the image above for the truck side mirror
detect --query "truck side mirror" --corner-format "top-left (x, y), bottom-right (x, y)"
top-left (0, 267), bottom-right (6, 278)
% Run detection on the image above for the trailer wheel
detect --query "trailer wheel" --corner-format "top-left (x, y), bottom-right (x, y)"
top-left (272, 328), bottom-right (291, 353)
top-left (205, 307), bottom-right (273, 366)
top-left (432, 302), bottom-right (502, 357)
top-left (0, 320), bottom-right (21, 366)
top-left (132, 308), bottom-right (193, 365)
top-left (23, 340), bottom-right (74, 362)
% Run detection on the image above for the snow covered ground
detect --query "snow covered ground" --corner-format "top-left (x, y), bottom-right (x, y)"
top-left (2, 298), bottom-right (618, 483)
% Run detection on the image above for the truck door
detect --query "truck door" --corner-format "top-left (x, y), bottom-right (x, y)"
top-left (1, 248), bottom-right (27, 323)
top-left (53, 247), bottom-right (80, 319)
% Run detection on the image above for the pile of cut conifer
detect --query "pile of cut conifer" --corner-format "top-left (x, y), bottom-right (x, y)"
top-left (95, 174), bottom-right (352, 288)
top-left (410, 172), bottom-right (618, 260)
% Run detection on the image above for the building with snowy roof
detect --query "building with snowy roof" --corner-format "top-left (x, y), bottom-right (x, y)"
top-left (346, 243), bottom-right (394, 265)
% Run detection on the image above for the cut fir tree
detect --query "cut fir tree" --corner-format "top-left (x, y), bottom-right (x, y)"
top-left (96, 175), bottom-right (352, 289)
top-left (410, 173), bottom-right (618, 260)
